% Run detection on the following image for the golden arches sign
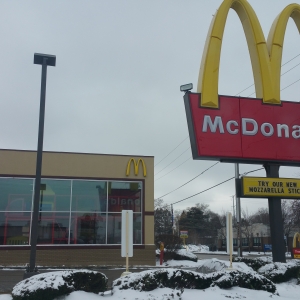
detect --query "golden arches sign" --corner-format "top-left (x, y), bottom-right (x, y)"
top-left (293, 232), bottom-right (300, 248)
top-left (126, 158), bottom-right (147, 177)
top-left (198, 0), bottom-right (300, 108)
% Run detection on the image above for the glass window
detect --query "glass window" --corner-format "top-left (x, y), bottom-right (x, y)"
top-left (72, 181), bottom-right (107, 212)
top-left (108, 181), bottom-right (142, 212)
top-left (133, 213), bottom-right (142, 244)
top-left (233, 238), bottom-right (237, 246)
top-left (39, 179), bottom-right (71, 212)
top-left (0, 212), bottom-right (31, 245)
top-left (0, 177), bottom-right (143, 246)
top-left (242, 238), bottom-right (249, 246)
top-left (71, 212), bottom-right (106, 244)
top-left (107, 213), bottom-right (121, 244)
top-left (222, 239), bottom-right (226, 246)
top-left (253, 237), bottom-right (261, 246)
top-left (107, 213), bottom-right (142, 245)
top-left (0, 178), bottom-right (33, 211)
top-left (36, 212), bottom-right (70, 245)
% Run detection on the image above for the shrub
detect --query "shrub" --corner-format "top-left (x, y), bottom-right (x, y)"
top-left (212, 270), bottom-right (276, 293)
top-left (258, 261), bottom-right (300, 283)
top-left (12, 270), bottom-right (107, 300)
top-left (233, 257), bottom-right (271, 271)
top-left (112, 268), bottom-right (276, 294)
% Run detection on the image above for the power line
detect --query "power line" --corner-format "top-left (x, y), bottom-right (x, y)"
top-left (169, 167), bottom-right (264, 206)
top-left (172, 176), bottom-right (235, 205)
top-left (281, 53), bottom-right (300, 67)
top-left (155, 156), bottom-right (192, 181)
top-left (281, 78), bottom-right (300, 92)
top-left (154, 137), bottom-right (188, 167)
top-left (155, 147), bottom-right (190, 176)
top-left (157, 162), bottom-right (219, 198)
top-left (234, 53), bottom-right (300, 97)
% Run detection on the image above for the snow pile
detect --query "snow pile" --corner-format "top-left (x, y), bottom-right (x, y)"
top-left (176, 249), bottom-right (197, 260)
top-left (187, 244), bottom-right (210, 252)
top-left (195, 258), bottom-right (252, 274)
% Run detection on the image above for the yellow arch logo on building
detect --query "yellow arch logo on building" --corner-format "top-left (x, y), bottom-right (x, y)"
top-left (126, 158), bottom-right (147, 177)
top-left (199, 0), bottom-right (300, 108)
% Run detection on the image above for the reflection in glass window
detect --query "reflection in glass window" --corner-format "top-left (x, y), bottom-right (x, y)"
top-left (108, 181), bottom-right (141, 212)
top-left (71, 213), bottom-right (106, 244)
top-left (0, 178), bottom-right (33, 211)
top-left (36, 213), bottom-right (70, 245)
top-left (0, 178), bottom-right (143, 246)
top-left (0, 212), bottom-right (31, 245)
top-left (39, 179), bottom-right (71, 211)
top-left (107, 213), bottom-right (142, 244)
top-left (72, 181), bottom-right (107, 212)
top-left (107, 214), bottom-right (121, 244)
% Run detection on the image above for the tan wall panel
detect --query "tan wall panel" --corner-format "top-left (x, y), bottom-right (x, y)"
top-left (144, 216), bottom-right (154, 244)
top-left (0, 246), bottom-right (156, 267)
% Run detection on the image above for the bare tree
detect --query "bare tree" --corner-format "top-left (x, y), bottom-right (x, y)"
top-left (281, 200), bottom-right (299, 252)
top-left (241, 208), bottom-right (255, 252)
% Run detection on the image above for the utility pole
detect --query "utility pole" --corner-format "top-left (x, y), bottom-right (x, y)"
top-left (231, 195), bottom-right (235, 220)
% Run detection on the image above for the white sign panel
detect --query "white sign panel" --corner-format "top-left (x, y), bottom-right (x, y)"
top-left (121, 210), bottom-right (133, 257)
top-left (226, 212), bottom-right (233, 254)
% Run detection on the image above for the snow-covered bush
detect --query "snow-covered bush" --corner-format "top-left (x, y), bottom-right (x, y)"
top-left (112, 268), bottom-right (276, 293)
top-left (233, 256), bottom-right (272, 271)
top-left (12, 269), bottom-right (107, 300)
top-left (212, 270), bottom-right (276, 293)
top-left (258, 260), bottom-right (300, 283)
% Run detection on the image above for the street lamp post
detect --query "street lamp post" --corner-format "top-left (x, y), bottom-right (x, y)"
top-left (24, 53), bottom-right (56, 279)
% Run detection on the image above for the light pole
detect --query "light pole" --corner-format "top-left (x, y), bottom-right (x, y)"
top-left (24, 53), bottom-right (56, 279)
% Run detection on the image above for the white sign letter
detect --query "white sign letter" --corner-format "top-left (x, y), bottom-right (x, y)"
top-left (202, 115), bottom-right (224, 133)
top-left (242, 118), bottom-right (258, 136)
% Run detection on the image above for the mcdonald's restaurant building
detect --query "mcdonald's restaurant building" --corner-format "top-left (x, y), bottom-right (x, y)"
top-left (0, 149), bottom-right (155, 267)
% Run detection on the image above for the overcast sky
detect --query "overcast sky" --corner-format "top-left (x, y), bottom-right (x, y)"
top-left (0, 0), bottom-right (300, 216)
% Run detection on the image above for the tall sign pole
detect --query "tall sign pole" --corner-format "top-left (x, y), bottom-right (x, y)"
top-left (235, 163), bottom-right (242, 257)
top-left (24, 53), bottom-right (56, 279)
top-left (264, 164), bottom-right (286, 262)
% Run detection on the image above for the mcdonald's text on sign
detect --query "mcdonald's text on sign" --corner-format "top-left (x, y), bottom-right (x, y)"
top-left (184, 0), bottom-right (300, 166)
top-left (238, 177), bottom-right (300, 199)
top-left (185, 94), bottom-right (300, 166)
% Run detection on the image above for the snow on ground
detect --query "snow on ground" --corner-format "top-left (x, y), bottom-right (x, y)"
top-left (1, 281), bottom-right (300, 300)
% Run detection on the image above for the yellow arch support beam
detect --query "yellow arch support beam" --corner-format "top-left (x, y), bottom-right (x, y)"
top-left (198, 0), bottom-right (300, 108)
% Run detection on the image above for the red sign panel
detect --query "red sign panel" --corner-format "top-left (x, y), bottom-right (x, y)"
top-left (184, 93), bottom-right (300, 166)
